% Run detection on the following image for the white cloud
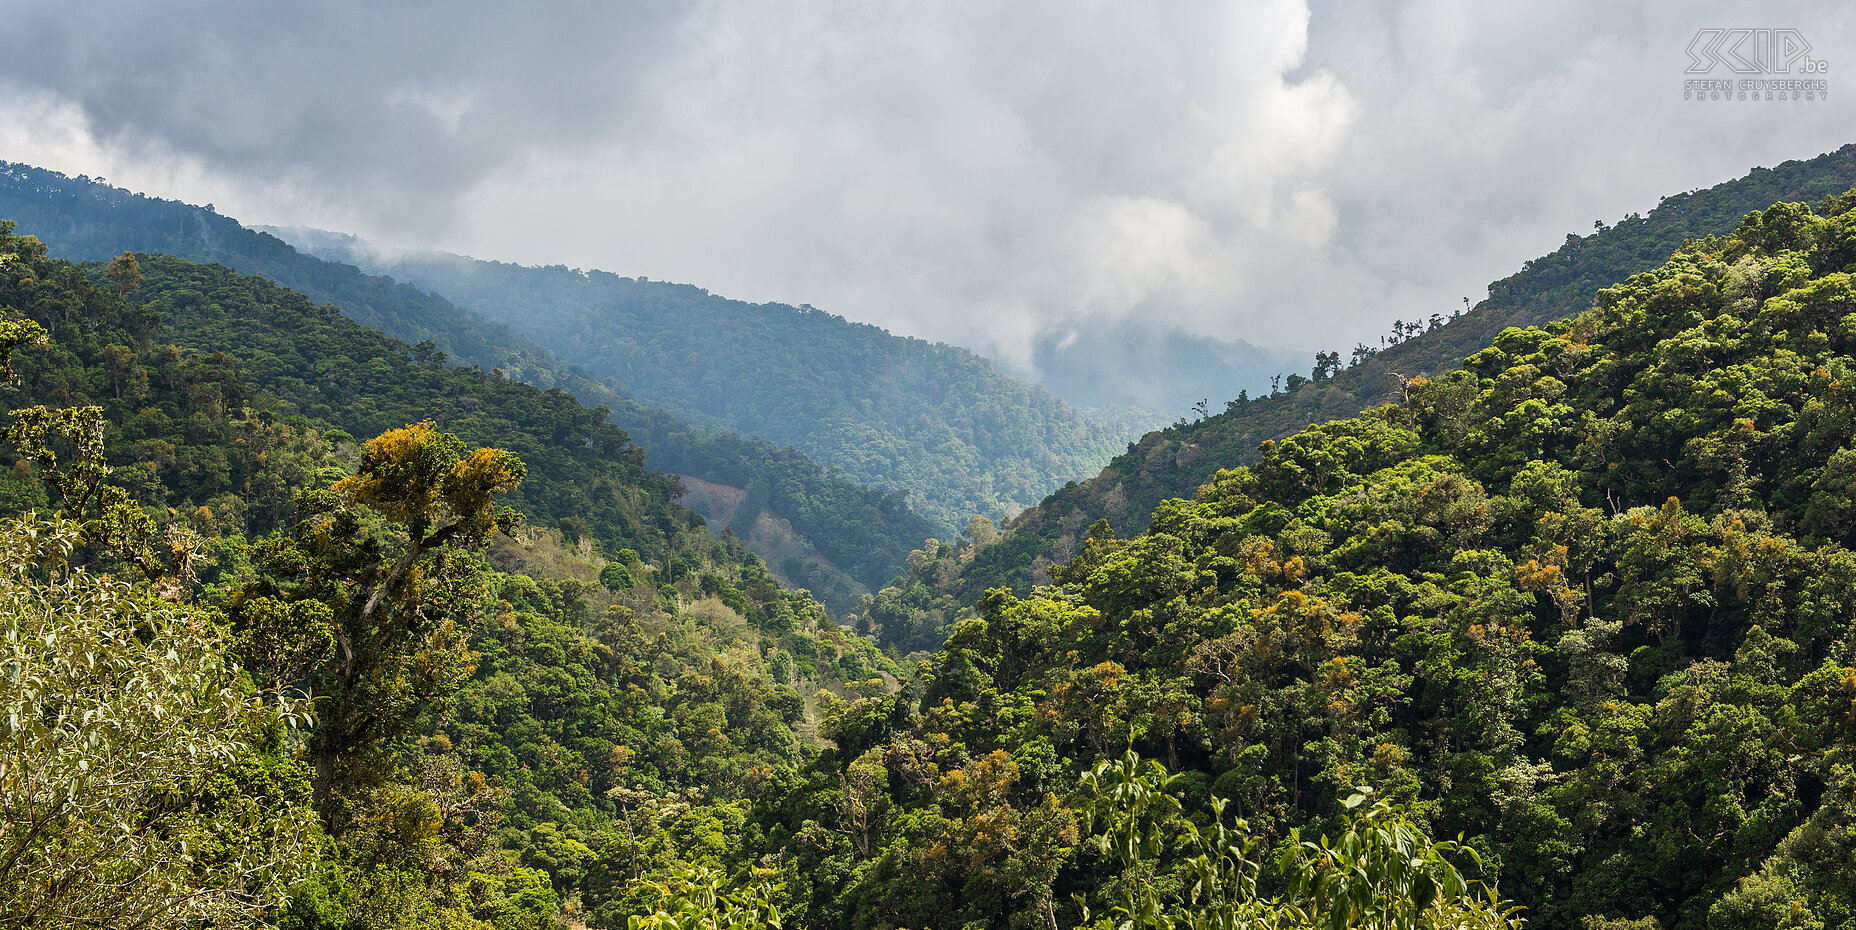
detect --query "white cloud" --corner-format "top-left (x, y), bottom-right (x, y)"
top-left (0, 0), bottom-right (1850, 369)
top-left (0, 88), bottom-right (339, 229)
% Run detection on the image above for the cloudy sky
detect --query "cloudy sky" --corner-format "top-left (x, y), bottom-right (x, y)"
top-left (0, 0), bottom-right (1850, 370)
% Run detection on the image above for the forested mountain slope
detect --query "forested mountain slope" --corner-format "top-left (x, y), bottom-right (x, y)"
top-left (0, 196), bottom-right (1516, 930)
top-left (271, 228), bottom-right (1130, 529)
top-left (17, 161), bottom-right (1856, 930)
top-left (974, 143), bottom-right (1856, 597)
top-left (1, 225), bottom-right (838, 635)
top-left (0, 163), bottom-right (938, 612)
top-left (0, 221), bottom-right (906, 927)
top-left (744, 189), bottom-right (1856, 929)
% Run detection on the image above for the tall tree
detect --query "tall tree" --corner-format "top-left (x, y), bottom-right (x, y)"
top-left (242, 420), bottom-right (525, 824)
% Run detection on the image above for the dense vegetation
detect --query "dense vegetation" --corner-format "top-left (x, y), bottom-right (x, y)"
top-left (14, 166), bottom-right (1856, 930)
top-left (764, 189), bottom-right (1856, 929)
top-left (0, 223), bottom-right (903, 927)
top-left (0, 162), bottom-right (940, 613)
top-left (975, 144), bottom-right (1856, 597)
top-left (272, 229), bottom-right (1130, 530)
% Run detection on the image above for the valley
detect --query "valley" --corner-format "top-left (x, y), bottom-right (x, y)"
top-left (8, 148), bottom-right (1856, 930)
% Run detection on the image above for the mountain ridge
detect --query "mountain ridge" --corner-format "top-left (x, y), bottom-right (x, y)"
top-left (0, 162), bottom-right (939, 613)
top-left (963, 142), bottom-right (1856, 597)
top-left (266, 227), bottom-right (1134, 530)
top-left (781, 184), bottom-right (1856, 928)
top-left (0, 219), bottom-right (909, 926)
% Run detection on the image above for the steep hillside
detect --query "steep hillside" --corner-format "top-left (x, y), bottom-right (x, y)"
top-left (5, 236), bottom-right (792, 602)
top-left (747, 188), bottom-right (1856, 929)
top-left (18, 157), bottom-right (1856, 930)
top-left (0, 220), bottom-right (907, 928)
top-left (975, 143), bottom-right (1856, 595)
top-left (0, 163), bottom-right (939, 612)
top-left (270, 229), bottom-right (1130, 530)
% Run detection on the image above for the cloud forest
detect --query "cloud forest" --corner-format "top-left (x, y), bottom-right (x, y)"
top-left (4, 143), bottom-right (1856, 930)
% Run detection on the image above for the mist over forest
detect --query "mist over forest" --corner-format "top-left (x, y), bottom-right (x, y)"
top-left (3, 4), bottom-right (1854, 929)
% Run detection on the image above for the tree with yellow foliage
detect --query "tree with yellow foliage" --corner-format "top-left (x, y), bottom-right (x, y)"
top-left (240, 420), bottom-right (524, 827)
